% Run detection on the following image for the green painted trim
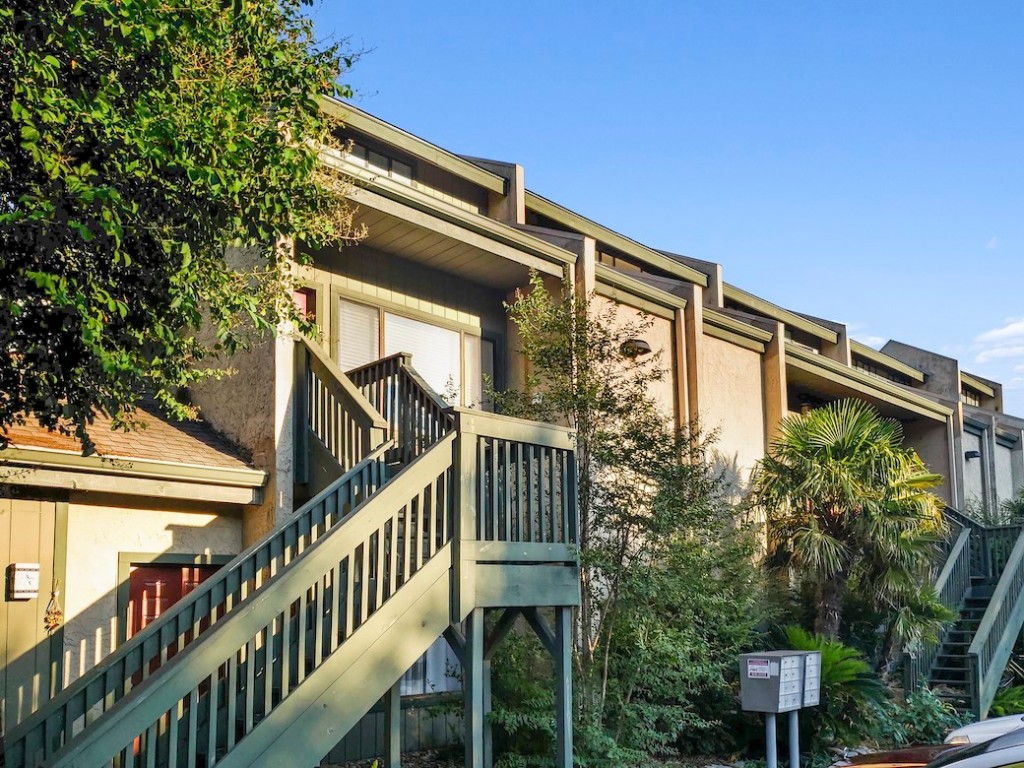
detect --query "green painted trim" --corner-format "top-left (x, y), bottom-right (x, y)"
top-left (594, 263), bottom-right (687, 319)
top-left (452, 408), bottom-right (575, 450)
top-left (996, 431), bottom-right (1018, 449)
top-left (49, 500), bottom-right (69, 697)
top-left (325, 155), bottom-right (573, 272)
top-left (723, 284), bottom-right (839, 343)
top-left (850, 341), bottom-right (926, 383)
top-left (319, 98), bottom-right (507, 195)
top-left (704, 308), bottom-right (774, 343)
top-left (331, 286), bottom-right (486, 340)
top-left (463, 541), bottom-right (575, 563)
top-left (961, 372), bottom-right (997, 399)
top-left (593, 283), bottom-right (674, 320)
top-left (114, 552), bottom-right (234, 647)
top-left (785, 343), bottom-right (953, 420)
top-left (473, 563), bottom-right (580, 607)
top-left (0, 447), bottom-right (266, 489)
top-left (703, 323), bottom-right (767, 353)
top-left (524, 191), bottom-right (709, 287)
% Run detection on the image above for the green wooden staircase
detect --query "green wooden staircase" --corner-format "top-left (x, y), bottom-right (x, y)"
top-left (905, 507), bottom-right (1024, 718)
top-left (5, 341), bottom-right (580, 768)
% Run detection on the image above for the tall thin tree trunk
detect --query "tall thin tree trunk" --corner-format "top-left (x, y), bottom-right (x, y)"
top-left (815, 572), bottom-right (848, 638)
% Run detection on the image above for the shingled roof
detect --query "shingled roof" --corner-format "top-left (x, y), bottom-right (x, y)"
top-left (3, 407), bottom-right (253, 471)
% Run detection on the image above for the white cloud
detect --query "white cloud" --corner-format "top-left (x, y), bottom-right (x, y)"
top-left (976, 346), bottom-right (1024, 363)
top-left (976, 319), bottom-right (1024, 344)
top-left (854, 335), bottom-right (886, 349)
top-left (986, 236), bottom-right (1001, 250)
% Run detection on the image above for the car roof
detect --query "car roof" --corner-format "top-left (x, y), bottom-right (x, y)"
top-left (929, 728), bottom-right (1024, 768)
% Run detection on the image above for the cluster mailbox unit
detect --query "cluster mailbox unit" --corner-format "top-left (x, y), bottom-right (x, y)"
top-left (739, 651), bottom-right (822, 768)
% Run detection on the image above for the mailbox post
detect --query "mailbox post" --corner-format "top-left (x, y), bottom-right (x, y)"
top-left (739, 651), bottom-right (821, 768)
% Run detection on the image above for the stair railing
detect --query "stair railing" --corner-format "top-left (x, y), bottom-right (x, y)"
top-left (346, 352), bottom-right (454, 465)
top-left (295, 336), bottom-right (389, 484)
top-left (6, 443), bottom-right (392, 768)
top-left (904, 527), bottom-right (972, 692)
top-left (968, 530), bottom-right (1024, 718)
top-left (48, 431), bottom-right (458, 768)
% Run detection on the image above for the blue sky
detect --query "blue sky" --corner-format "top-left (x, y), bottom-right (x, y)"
top-left (314, 2), bottom-right (1024, 413)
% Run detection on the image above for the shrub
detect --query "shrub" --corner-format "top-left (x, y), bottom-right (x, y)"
top-left (990, 686), bottom-right (1024, 717)
top-left (868, 688), bottom-right (966, 746)
top-left (783, 626), bottom-right (888, 749)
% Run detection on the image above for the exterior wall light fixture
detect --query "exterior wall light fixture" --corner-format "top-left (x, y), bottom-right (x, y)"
top-left (965, 450), bottom-right (982, 461)
top-left (620, 339), bottom-right (652, 358)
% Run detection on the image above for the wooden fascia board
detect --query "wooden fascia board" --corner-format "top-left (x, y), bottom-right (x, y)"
top-left (702, 308), bottom-right (773, 353)
top-left (319, 97), bottom-right (507, 195)
top-left (0, 466), bottom-right (262, 505)
top-left (594, 264), bottom-right (685, 320)
top-left (0, 446), bottom-right (267, 488)
top-left (723, 284), bottom-right (839, 343)
top-left (785, 343), bottom-right (952, 421)
top-left (850, 341), bottom-right (927, 383)
top-left (330, 156), bottom-right (573, 275)
top-left (523, 191), bottom-right (709, 287)
top-left (961, 372), bottom-right (997, 399)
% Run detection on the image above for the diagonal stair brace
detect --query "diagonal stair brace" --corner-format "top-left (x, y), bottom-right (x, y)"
top-left (215, 545), bottom-right (454, 768)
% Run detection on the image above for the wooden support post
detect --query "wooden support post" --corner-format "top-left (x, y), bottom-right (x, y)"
top-left (464, 608), bottom-right (486, 768)
top-left (483, 655), bottom-right (493, 768)
top-left (383, 680), bottom-right (402, 768)
top-left (554, 606), bottom-right (573, 768)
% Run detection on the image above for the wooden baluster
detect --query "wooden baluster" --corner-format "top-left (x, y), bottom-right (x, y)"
top-left (167, 703), bottom-right (180, 768)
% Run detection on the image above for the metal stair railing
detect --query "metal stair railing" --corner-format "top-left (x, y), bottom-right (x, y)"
top-left (969, 530), bottom-right (1024, 718)
top-left (904, 527), bottom-right (972, 692)
top-left (6, 443), bottom-right (393, 768)
top-left (346, 352), bottom-right (455, 465)
top-left (48, 431), bottom-right (459, 768)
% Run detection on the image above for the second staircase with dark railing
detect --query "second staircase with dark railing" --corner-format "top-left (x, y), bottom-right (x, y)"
top-left (905, 506), bottom-right (1024, 718)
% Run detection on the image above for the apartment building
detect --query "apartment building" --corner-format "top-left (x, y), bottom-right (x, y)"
top-left (1, 98), bottom-right (1021, 765)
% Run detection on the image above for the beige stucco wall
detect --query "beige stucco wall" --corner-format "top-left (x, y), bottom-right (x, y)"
top-left (903, 419), bottom-right (954, 506)
top-left (963, 431), bottom-right (985, 506)
top-left (591, 296), bottom-right (677, 423)
top-left (697, 335), bottom-right (767, 494)
top-left (995, 443), bottom-right (1014, 505)
top-left (62, 500), bottom-right (241, 685)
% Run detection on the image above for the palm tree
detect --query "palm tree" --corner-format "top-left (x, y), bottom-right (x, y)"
top-left (753, 399), bottom-right (946, 642)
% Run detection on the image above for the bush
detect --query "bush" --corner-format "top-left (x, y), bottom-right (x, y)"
top-left (783, 626), bottom-right (888, 750)
top-left (868, 688), bottom-right (966, 746)
top-left (990, 686), bottom-right (1024, 717)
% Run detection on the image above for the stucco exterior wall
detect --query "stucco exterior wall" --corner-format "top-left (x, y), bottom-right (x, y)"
top-left (697, 335), bottom-right (766, 494)
top-left (995, 443), bottom-right (1014, 505)
top-left (62, 500), bottom-right (241, 685)
top-left (190, 245), bottom-right (281, 543)
top-left (591, 296), bottom-right (677, 423)
top-left (903, 419), bottom-right (954, 506)
top-left (963, 430), bottom-right (985, 506)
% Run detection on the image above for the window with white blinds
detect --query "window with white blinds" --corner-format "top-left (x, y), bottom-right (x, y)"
top-left (337, 299), bottom-right (380, 372)
top-left (384, 312), bottom-right (462, 403)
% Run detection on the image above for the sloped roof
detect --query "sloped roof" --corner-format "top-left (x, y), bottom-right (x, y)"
top-left (3, 407), bottom-right (253, 471)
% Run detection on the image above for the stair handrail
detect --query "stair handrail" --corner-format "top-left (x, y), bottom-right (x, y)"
top-left (47, 432), bottom-right (458, 768)
top-left (296, 336), bottom-right (389, 476)
top-left (904, 527), bottom-right (972, 692)
top-left (968, 527), bottom-right (1024, 718)
top-left (347, 352), bottom-right (455, 464)
top-left (6, 440), bottom-right (393, 767)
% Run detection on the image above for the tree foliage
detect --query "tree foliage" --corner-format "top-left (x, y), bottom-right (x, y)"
top-left (1, 0), bottom-right (359, 446)
top-left (753, 399), bottom-right (949, 648)
top-left (493, 273), bottom-right (767, 764)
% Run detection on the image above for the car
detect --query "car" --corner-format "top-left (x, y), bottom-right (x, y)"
top-left (945, 715), bottom-right (1024, 745)
top-left (928, 726), bottom-right (1024, 768)
top-left (832, 744), bottom-right (959, 768)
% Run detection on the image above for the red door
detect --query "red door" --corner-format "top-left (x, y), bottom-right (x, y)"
top-left (128, 564), bottom-right (220, 638)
